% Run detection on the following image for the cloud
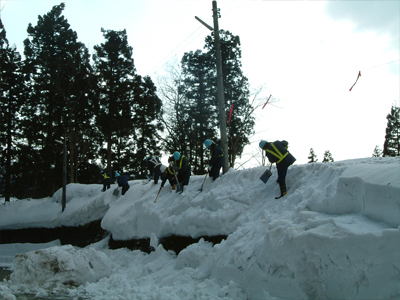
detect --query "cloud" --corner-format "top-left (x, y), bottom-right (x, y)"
top-left (324, 1), bottom-right (399, 50)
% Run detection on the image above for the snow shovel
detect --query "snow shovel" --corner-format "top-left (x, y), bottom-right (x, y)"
top-left (260, 163), bottom-right (273, 184)
top-left (154, 187), bottom-right (162, 203)
top-left (142, 175), bottom-right (152, 185)
top-left (113, 187), bottom-right (120, 196)
top-left (175, 181), bottom-right (182, 193)
top-left (198, 173), bottom-right (208, 192)
top-left (173, 170), bottom-right (182, 193)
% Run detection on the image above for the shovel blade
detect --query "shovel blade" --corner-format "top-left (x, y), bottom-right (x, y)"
top-left (260, 170), bottom-right (272, 184)
top-left (175, 183), bottom-right (182, 193)
top-left (113, 188), bottom-right (120, 196)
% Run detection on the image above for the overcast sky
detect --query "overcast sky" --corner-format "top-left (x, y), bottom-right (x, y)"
top-left (1, 0), bottom-right (399, 166)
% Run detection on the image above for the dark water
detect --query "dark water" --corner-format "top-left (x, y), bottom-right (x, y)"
top-left (0, 266), bottom-right (11, 281)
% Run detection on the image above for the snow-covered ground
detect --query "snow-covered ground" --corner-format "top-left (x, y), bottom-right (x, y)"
top-left (0, 157), bottom-right (399, 300)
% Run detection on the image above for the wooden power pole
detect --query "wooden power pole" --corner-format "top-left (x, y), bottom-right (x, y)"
top-left (212, 0), bottom-right (229, 173)
top-left (195, 1), bottom-right (229, 173)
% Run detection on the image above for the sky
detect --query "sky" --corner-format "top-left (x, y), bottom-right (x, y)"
top-left (0, 156), bottom-right (399, 299)
top-left (1, 0), bottom-right (399, 166)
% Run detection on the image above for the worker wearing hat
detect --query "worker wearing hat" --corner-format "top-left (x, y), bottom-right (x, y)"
top-left (259, 140), bottom-right (296, 199)
top-left (100, 170), bottom-right (111, 192)
top-left (169, 151), bottom-right (191, 192)
top-left (204, 139), bottom-right (224, 181)
top-left (159, 165), bottom-right (178, 191)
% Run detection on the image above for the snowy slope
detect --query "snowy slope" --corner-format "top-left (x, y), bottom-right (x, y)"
top-left (0, 157), bottom-right (399, 300)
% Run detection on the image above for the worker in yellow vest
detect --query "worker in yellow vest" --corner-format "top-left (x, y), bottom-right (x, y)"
top-left (169, 151), bottom-right (191, 192)
top-left (100, 170), bottom-right (111, 192)
top-left (159, 165), bottom-right (178, 190)
top-left (259, 140), bottom-right (296, 199)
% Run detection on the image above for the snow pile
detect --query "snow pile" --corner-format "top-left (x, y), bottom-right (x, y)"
top-left (0, 157), bottom-right (399, 299)
top-left (101, 158), bottom-right (400, 241)
top-left (0, 241), bottom-right (61, 268)
top-left (257, 214), bottom-right (399, 299)
top-left (307, 160), bottom-right (400, 226)
top-left (7, 245), bottom-right (111, 298)
top-left (11, 245), bottom-right (111, 286)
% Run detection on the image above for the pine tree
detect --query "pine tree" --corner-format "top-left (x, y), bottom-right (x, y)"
top-left (308, 148), bottom-right (318, 163)
top-left (21, 3), bottom-right (97, 196)
top-left (383, 105), bottom-right (400, 157)
top-left (322, 150), bottom-right (334, 163)
top-left (93, 28), bottom-right (137, 173)
top-left (93, 29), bottom-right (163, 178)
top-left (372, 145), bottom-right (382, 157)
top-left (62, 46), bottom-right (99, 184)
top-left (158, 31), bottom-right (257, 172)
top-left (131, 75), bottom-right (163, 178)
top-left (179, 50), bottom-right (218, 174)
top-left (205, 30), bottom-right (255, 168)
top-left (0, 19), bottom-right (26, 201)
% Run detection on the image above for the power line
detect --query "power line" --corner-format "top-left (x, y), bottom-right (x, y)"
top-left (148, 24), bottom-right (210, 76)
top-left (147, 1), bottom-right (247, 77)
top-left (367, 59), bottom-right (399, 70)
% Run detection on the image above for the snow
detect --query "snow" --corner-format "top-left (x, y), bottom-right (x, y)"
top-left (0, 157), bottom-right (399, 299)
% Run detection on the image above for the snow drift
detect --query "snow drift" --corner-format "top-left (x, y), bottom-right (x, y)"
top-left (0, 157), bottom-right (399, 299)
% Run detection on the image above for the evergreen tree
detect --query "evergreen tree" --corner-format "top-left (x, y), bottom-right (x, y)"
top-left (372, 145), bottom-right (383, 157)
top-left (179, 50), bottom-right (218, 174)
top-left (62, 45), bottom-right (99, 184)
top-left (383, 105), bottom-right (400, 157)
top-left (158, 31), bottom-right (259, 173)
top-left (205, 30), bottom-right (255, 168)
top-left (93, 28), bottom-right (137, 173)
top-left (93, 29), bottom-right (162, 178)
top-left (308, 148), bottom-right (318, 163)
top-left (21, 3), bottom-right (97, 197)
top-left (0, 19), bottom-right (26, 201)
top-left (132, 75), bottom-right (163, 178)
top-left (322, 150), bottom-right (334, 163)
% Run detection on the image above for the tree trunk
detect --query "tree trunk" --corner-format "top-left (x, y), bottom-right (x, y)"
top-left (107, 133), bottom-right (112, 173)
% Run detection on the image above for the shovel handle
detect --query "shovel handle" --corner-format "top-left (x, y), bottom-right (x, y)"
top-left (199, 173), bottom-right (208, 191)
top-left (154, 187), bottom-right (162, 203)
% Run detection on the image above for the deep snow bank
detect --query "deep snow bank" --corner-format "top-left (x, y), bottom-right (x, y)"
top-left (0, 183), bottom-right (118, 229)
top-left (102, 157), bottom-right (400, 241)
top-left (99, 157), bottom-right (400, 299)
top-left (0, 157), bottom-right (399, 300)
top-left (306, 158), bottom-right (400, 226)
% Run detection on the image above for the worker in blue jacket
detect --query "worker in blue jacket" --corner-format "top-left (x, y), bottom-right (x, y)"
top-left (145, 156), bottom-right (162, 184)
top-left (259, 140), bottom-right (296, 199)
top-left (115, 172), bottom-right (130, 195)
top-left (204, 139), bottom-right (224, 180)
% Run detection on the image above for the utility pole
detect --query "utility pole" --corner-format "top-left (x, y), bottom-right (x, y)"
top-left (62, 134), bottom-right (67, 212)
top-left (212, 1), bottom-right (229, 173)
top-left (55, 136), bottom-right (67, 212)
top-left (195, 1), bottom-right (229, 173)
